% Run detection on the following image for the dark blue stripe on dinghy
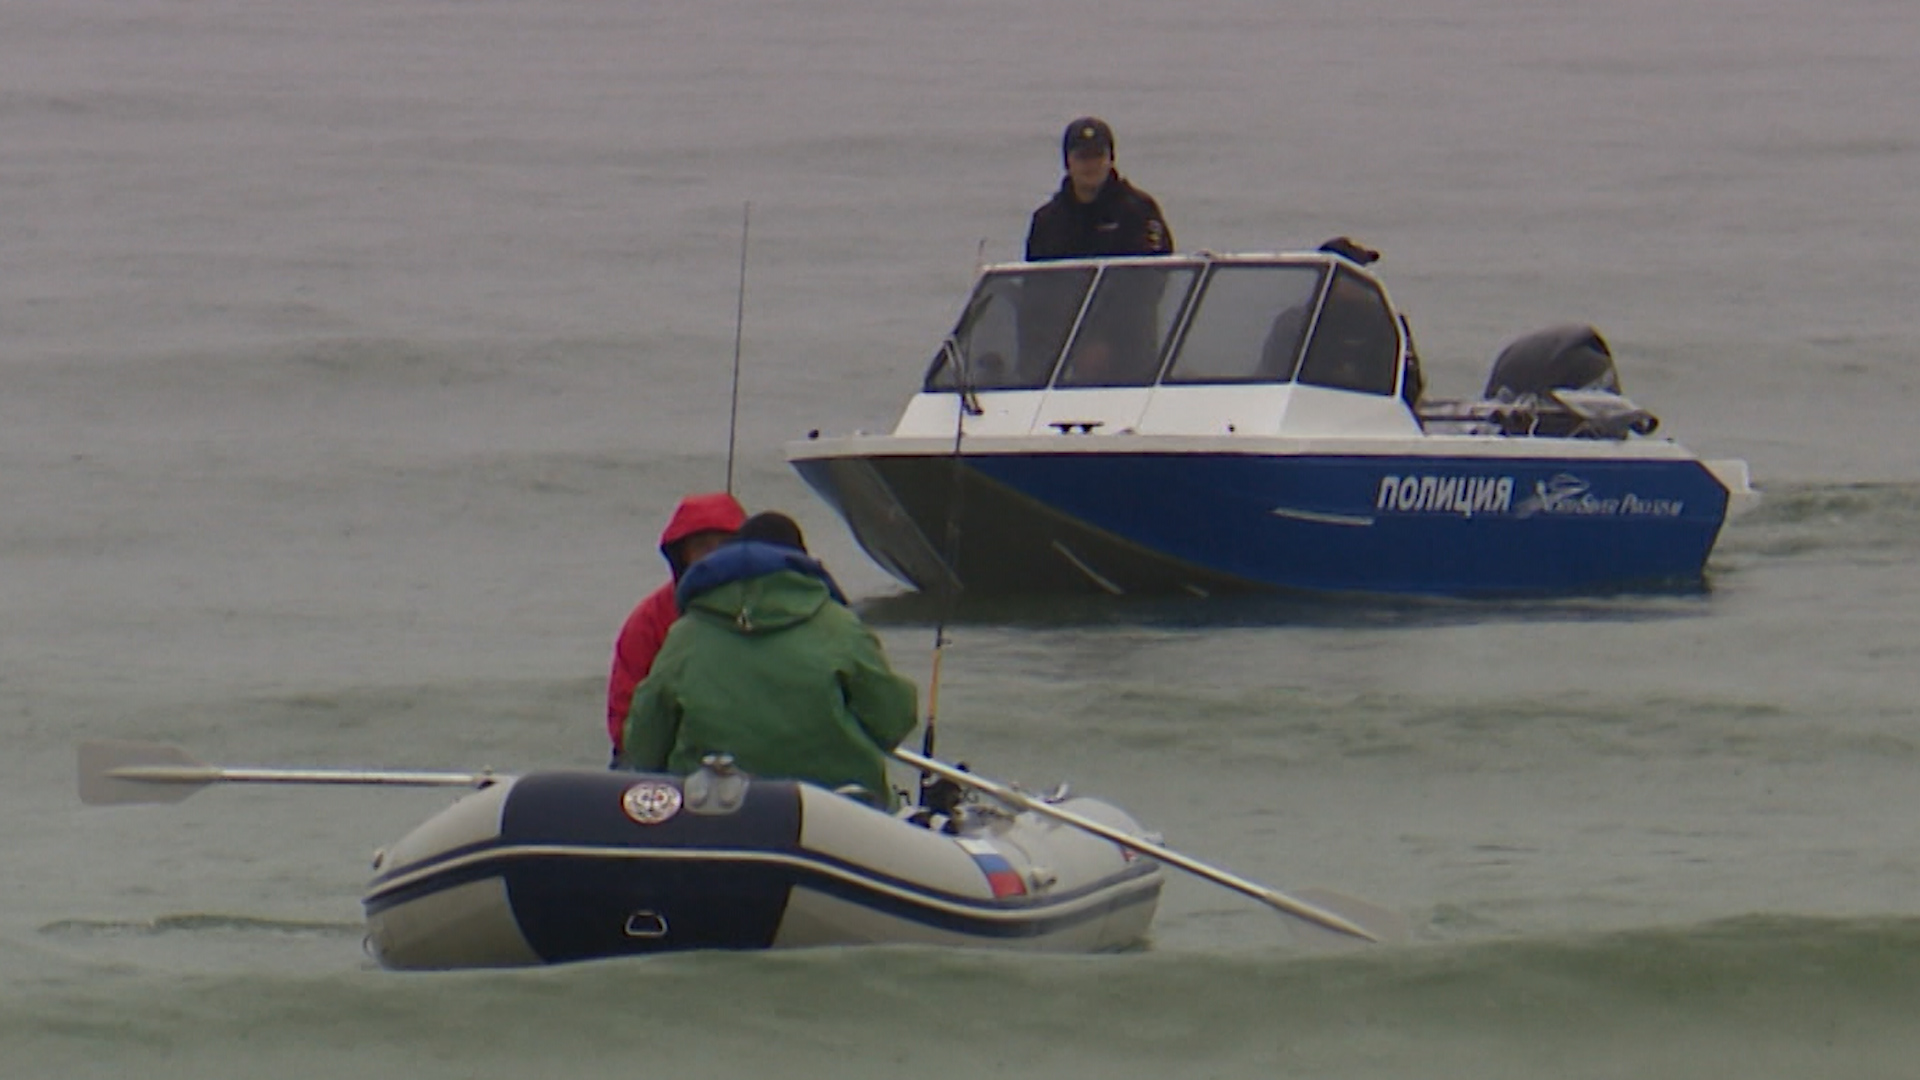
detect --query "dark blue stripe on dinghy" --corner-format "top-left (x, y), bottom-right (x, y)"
top-left (365, 836), bottom-right (502, 898)
top-left (362, 771), bottom-right (803, 897)
top-left (501, 771), bottom-right (803, 962)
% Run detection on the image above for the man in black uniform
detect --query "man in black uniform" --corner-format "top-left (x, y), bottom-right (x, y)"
top-left (1024, 117), bottom-right (1174, 261)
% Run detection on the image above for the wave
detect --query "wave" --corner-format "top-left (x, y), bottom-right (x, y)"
top-left (8, 915), bottom-right (1916, 1080)
top-left (38, 913), bottom-right (364, 940)
top-left (1719, 479), bottom-right (1920, 561)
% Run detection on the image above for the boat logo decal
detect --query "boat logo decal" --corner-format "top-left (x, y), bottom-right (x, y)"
top-left (1374, 472), bottom-right (1683, 519)
top-left (1513, 473), bottom-right (1683, 518)
top-left (621, 781), bottom-right (684, 825)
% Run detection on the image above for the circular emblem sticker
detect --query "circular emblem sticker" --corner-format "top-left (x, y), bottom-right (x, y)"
top-left (621, 781), bottom-right (683, 825)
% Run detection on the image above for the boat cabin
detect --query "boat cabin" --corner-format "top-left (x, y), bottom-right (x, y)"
top-left (911, 251), bottom-right (1424, 439)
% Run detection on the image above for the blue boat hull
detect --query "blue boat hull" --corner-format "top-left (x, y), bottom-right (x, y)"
top-left (792, 449), bottom-right (1732, 597)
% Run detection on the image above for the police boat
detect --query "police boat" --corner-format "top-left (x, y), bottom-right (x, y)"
top-left (786, 247), bottom-right (1757, 598)
top-left (360, 756), bottom-right (1164, 969)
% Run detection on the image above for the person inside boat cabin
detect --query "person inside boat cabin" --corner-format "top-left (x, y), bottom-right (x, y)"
top-left (617, 512), bottom-right (920, 809)
top-left (605, 491), bottom-right (747, 764)
top-left (1294, 267), bottom-right (1403, 396)
top-left (1314, 237), bottom-right (1425, 405)
top-left (1025, 117), bottom-right (1174, 261)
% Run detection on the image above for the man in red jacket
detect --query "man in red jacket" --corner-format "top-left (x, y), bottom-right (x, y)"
top-left (606, 491), bottom-right (747, 759)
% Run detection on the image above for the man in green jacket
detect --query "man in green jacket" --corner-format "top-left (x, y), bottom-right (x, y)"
top-left (618, 513), bottom-right (920, 808)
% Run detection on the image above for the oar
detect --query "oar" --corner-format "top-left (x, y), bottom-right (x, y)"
top-left (892, 747), bottom-right (1400, 945)
top-left (77, 740), bottom-right (500, 806)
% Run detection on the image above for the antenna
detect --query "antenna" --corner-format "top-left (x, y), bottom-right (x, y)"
top-left (725, 201), bottom-right (751, 494)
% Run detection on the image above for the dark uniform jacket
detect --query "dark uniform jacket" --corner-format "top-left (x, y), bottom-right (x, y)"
top-left (1024, 172), bottom-right (1174, 260)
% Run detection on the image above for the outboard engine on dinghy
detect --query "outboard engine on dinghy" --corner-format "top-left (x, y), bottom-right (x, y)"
top-left (1481, 324), bottom-right (1657, 438)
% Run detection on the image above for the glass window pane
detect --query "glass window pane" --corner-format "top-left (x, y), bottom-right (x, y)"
top-left (1296, 268), bottom-right (1400, 395)
top-left (1164, 265), bottom-right (1325, 384)
top-left (923, 267), bottom-right (1095, 391)
top-left (1055, 265), bottom-right (1197, 388)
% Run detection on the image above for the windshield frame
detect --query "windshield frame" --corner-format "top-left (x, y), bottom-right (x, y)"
top-left (921, 253), bottom-right (1398, 395)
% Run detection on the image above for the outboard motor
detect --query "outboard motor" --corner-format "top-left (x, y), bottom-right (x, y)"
top-left (1482, 324), bottom-right (1655, 438)
top-left (1484, 324), bottom-right (1621, 400)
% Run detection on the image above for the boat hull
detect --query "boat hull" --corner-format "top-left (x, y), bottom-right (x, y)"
top-left (790, 441), bottom-right (1734, 597)
top-left (363, 770), bottom-right (1163, 969)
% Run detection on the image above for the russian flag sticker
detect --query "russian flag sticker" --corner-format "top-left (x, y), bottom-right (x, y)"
top-left (956, 838), bottom-right (1028, 898)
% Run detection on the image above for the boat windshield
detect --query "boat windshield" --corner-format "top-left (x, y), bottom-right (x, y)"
top-left (1162, 264), bottom-right (1326, 384)
top-left (1054, 264), bottom-right (1199, 388)
top-left (922, 256), bottom-right (1401, 395)
top-left (924, 266), bottom-right (1095, 392)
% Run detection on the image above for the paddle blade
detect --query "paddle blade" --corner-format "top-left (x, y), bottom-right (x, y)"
top-left (1283, 887), bottom-right (1412, 952)
top-left (78, 740), bottom-right (218, 805)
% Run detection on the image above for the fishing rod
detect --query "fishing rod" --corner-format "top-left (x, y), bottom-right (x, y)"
top-left (918, 246), bottom-right (987, 808)
top-left (917, 354), bottom-right (974, 809)
top-left (724, 201), bottom-right (751, 495)
top-left (919, 406), bottom-right (964, 760)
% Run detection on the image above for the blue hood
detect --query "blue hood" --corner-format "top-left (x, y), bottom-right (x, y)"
top-left (676, 540), bottom-right (850, 610)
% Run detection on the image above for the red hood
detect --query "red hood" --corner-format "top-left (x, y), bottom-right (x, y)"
top-left (659, 491), bottom-right (748, 557)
